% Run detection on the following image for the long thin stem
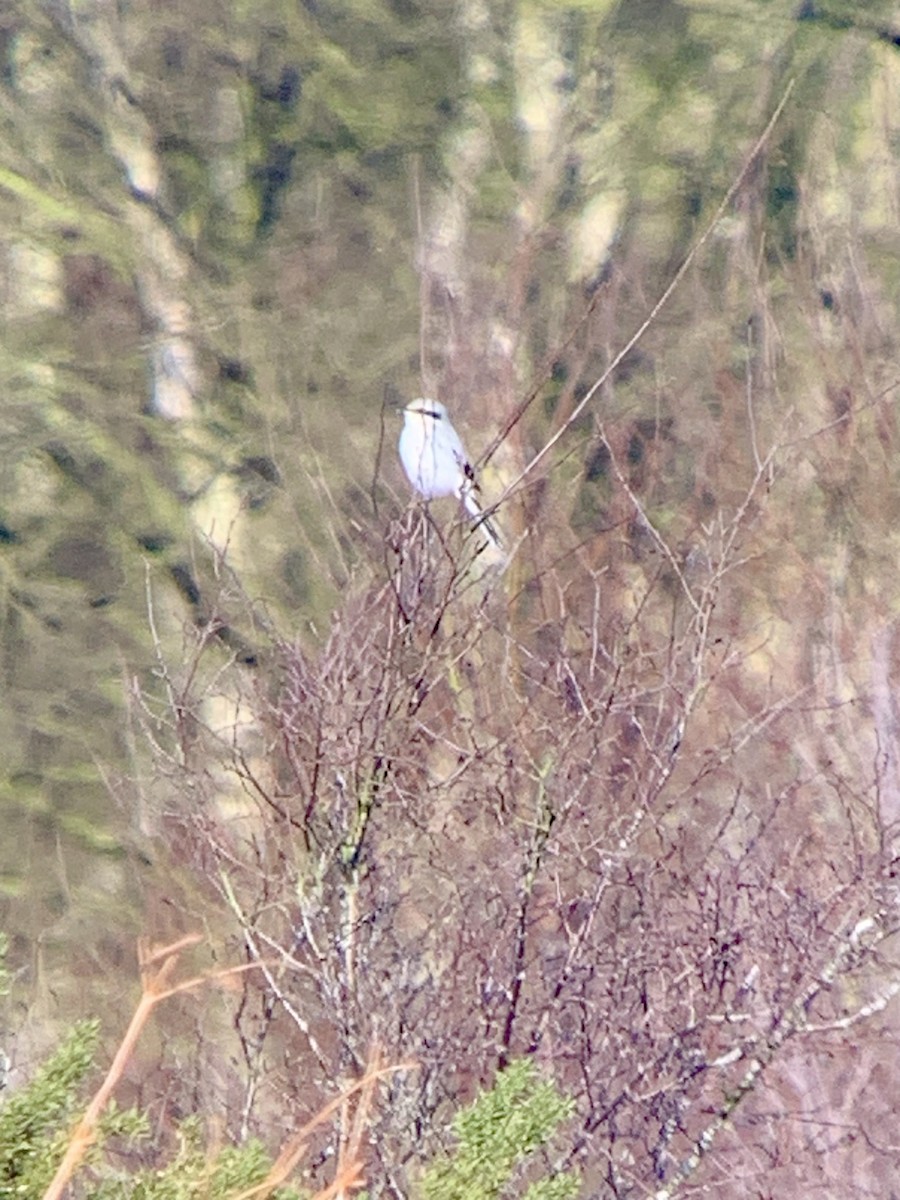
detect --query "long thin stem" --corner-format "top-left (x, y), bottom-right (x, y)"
top-left (493, 77), bottom-right (797, 511)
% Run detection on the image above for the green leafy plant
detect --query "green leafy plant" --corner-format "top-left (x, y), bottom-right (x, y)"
top-left (0, 936), bottom-right (397, 1199)
top-left (89, 1116), bottom-right (301, 1200)
top-left (421, 1060), bottom-right (579, 1200)
top-left (0, 1020), bottom-right (143, 1200)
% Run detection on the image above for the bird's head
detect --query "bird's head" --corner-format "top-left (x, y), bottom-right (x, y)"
top-left (403, 397), bottom-right (448, 423)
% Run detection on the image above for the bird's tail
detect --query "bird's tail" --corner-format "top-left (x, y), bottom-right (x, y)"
top-left (462, 488), bottom-right (503, 551)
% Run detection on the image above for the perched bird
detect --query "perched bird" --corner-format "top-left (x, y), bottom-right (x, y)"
top-left (398, 398), bottom-right (502, 550)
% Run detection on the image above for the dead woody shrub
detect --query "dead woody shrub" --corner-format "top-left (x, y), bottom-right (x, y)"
top-left (148, 431), bottom-right (899, 1196)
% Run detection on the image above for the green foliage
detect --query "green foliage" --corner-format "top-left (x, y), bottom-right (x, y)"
top-left (421, 1060), bottom-right (579, 1200)
top-left (0, 1018), bottom-right (576, 1200)
top-left (0, 1023), bottom-right (298, 1200)
top-left (90, 1116), bottom-right (301, 1200)
top-left (0, 1019), bottom-right (107, 1199)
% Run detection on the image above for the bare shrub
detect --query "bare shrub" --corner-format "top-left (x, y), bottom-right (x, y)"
top-left (141, 411), bottom-right (898, 1198)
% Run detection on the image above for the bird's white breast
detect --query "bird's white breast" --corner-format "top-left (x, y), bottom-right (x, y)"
top-left (399, 412), bottom-right (463, 499)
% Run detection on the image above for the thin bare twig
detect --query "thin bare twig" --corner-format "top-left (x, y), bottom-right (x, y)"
top-left (230, 1047), bottom-right (416, 1200)
top-left (493, 77), bottom-right (797, 512)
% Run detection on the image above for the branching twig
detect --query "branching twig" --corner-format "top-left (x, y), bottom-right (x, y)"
top-left (652, 914), bottom-right (893, 1200)
top-left (230, 1046), bottom-right (416, 1200)
top-left (493, 77), bottom-right (797, 511)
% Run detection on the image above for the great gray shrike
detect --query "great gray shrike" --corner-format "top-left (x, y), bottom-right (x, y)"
top-left (398, 398), bottom-right (502, 550)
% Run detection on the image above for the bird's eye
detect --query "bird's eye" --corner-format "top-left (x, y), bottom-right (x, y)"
top-left (424, 409), bottom-right (442, 420)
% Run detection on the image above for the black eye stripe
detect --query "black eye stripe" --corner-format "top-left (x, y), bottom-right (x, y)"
top-left (422, 409), bottom-right (442, 420)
